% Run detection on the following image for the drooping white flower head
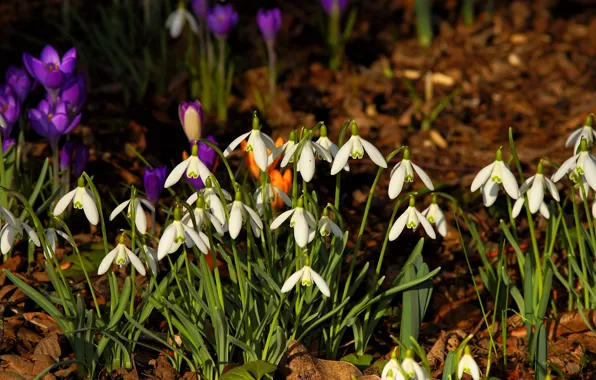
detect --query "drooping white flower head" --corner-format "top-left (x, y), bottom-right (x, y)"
top-left (109, 197), bottom-right (155, 235)
top-left (98, 236), bottom-right (146, 276)
top-left (183, 194), bottom-right (225, 236)
top-left (381, 349), bottom-right (403, 380)
top-left (165, 143), bottom-right (213, 189)
top-left (137, 245), bottom-right (158, 276)
top-left (281, 256), bottom-right (330, 297)
top-left (270, 198), bottom-right (316, 248)
top-left (318, 208), bottom-right (343, 238)
top-left (512, 161), bottom-right (560, 219)
top-left (422, 195), bottom-right (447, 237)
top-left (389, 147), bottom-right (434, 199)
top-left (254, 182), bottom-right (291, 215)
top-left (165, 1), bottom-right (199, 38)
top-left (401, 351), bottom-right (427, 380)
top-left (187, 178), bottom-right (232, 227)
top-left (223, 112), bottom-right (280, 172)
top-left (158, 207), bottom-right (209, 260)
top-left (228, 191), bottom-right (263, 239)
top-left (330, 122), bottom-right (387, 175)
top-left (552, 137), bottom-right (596, 193)
top-left (44, 227), bottom-right (74, 260)
top-left (389, 197), bottom-right (436, 241)
top-left (569, 169), bottom-right (591, 201)
top-left (0, 207), bottom-right (40, 255)
top-left (457, 346), bottom-right (480, 380)
top-left (279, 130), bottom-right (298, 165)
top-left (53, 177), bottom-right (100, 225)
top-left (317, 125), bottom-right (348, 172)
top-left (470, 147), bottom-right (519, 207)
top-left (566, 114), bottom-right (596, 152)
top-left (281, 132), bottom-right (332, 182)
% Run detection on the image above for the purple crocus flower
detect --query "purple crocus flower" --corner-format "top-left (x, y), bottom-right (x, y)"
top-left (0, 86), bottom-right (20, 137)
top-left (23, 45), bottom-right (77, 90)
top-left (207, 4), bottom-right (239, 38)
top-left (257, 8), bottom-right (282, 43)
top-left (179, 100), bottom-right (203, 142)
top-left (2, 138), bottom-right (16, 153)
top-left (73, 144), bottom-right (89, 178)
top-left (60, 141), bottom-right (75, 170)
top-left (28, 99), bottom-right (81, 147)
top-left (191, 0), bottom-right (208, 20)
top-left (144, 166), bottom-right (167, 204)
top-left (59, 73), bottom-right (87, 116)
top-left (320, 0), bottom-right (349, 15)
top-left (185, 136), bottom-right (217, 190)
top-left (5, 66), bottom-right (32, 105)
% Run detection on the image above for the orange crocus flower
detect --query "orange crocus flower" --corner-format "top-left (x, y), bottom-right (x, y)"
top-left (270, 168), bottom-right (292, 209)
top-left (241, 137), bottom-right (284, 180)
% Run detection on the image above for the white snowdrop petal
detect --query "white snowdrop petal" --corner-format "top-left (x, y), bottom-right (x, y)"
top-left (583, 155), bottom-right (596, 191)
top-left (281, 143), bottom-right (298, 168)
top-left (412, 162), bottom-right (434, 190)
top-left (389, 210), bottom-right (409, 241)
top-left (310, 269), bottom-right (330, 297)
top-left (157, 224), bottom-right (176, 260)
top-left (540, 202), bottom-right (550, 219)
top-left (0, 226), bottom-right (14, 254)
top-left (545, 178), bottom-right (560, 201)
top-left (293, 213), bottom-right (309, 248)
top-left (185, 11), bottom-right (199, 33)
top-left (360, 138), bottom-right (387, 168)
top-left (299, 143), bottom-right (316, 182)
top-left (126, 248), bottom-right (147, 276)
top-left (22, 224), bottom-right (40, 246)
top-left (529, 177), bottom-right (544, 214)
top-left (135, 201), bottom-right (148, 235)
top-left (331, 141), bottom-right (353, 175)
top-left (243, 205), bottom-right (263, 229)
top-left (552, 155), bottom-right (577, 182)
top-left (281, 268), bottom-right (305, 293)
top-left (170, 11), bottom-right (185, 38)
top-left (566, 127), bottom-right (584, 148)
top-left (53, 189), bottom-right (77, 216)
top-left (229, 204), bottom-right (243, 239)
top-left (224, 132), bottom-right (251, 157)
top-left (82, 190), bottom-right (99, 225)
top-left (98, 247), bottom-right (119, 275)
top-left (330, 221), bottom-right (343, 238)
top-left (388, 164), bottom-right (406, 199)
top-left (252, 134), bottom-right (269, 172)
top-left (471, 162), bottom-right (495, 192)
top-left (518, 176), bottom-right (534, 195)
top-left (416, 210), bottom-right (436, 239)
top-left (312, 141), bottom-right (332, 162)
top-left (109, 200), bottom-right (131, 221)
top-left (270, 209), bottom-right (295, 230)
top-left (499, 162), bottom-right (520, 199)
top-left (165, 159), bottom-right (190, 188)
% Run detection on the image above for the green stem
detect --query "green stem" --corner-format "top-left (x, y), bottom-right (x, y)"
top-left (415, 0), bottom-right (433, 47)
top-left (570, 190), bottom-right (589, 309)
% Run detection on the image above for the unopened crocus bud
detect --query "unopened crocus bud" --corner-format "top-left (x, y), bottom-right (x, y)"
top-left (178, 100), bottom-right (203, 142)
top-left (60, 141), bottom-right (75, 170)
top-left (320, 0), bottom-right (348, 15)
top-left (60, 72), bottom-right (87, 115)
top-left (2, 138), bottom-right (16, 153)
top-left (191, 0), bottom-right (208, 20)
top-left (0, 86), bottom-right (20, 137)
top-left (207, 4), bottom-right (239, 38)
top-left (73, 144), bottom-right (89, 178)
top-left (5, 66), bottom-right (32, 104)
top-left (257, 8), bottom-right (282, 43)
top-left (144, 166), bottom-right (167, 204)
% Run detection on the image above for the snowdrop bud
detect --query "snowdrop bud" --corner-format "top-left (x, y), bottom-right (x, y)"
top-left (252, 111), bottom-right (260, 130)
top-left (174, 205), bottom-right (182, 221)
top-left (351, 121), bottom-right (358, 136)
top-left (320, 125), bottom-right (328, 137)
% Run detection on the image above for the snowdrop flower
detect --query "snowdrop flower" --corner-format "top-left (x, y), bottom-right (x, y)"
top-left (318, 208), bottom-right (343, 238)
top-left (389, 147), bottom-right (434, 199)
top-left (279, 130), bottom-right (297, 165)
top-left (137, 245), bottom-right (158, 276)
top-left (254, 181), bottom-right (292, 215)
top-left (401, 350), bottom-right (427, 380)
top-left (109, 197), bottom-right (155, 235)
top-left (224, 112), bottom-right (279, 172)
top-left (422, 194), bottom-right (447, 237)
top-left (389, 197), bottom-right (436, 241)
top-left (165, 141), bottom-right (213, 188)
top-left (53, 177), bottom-right (99, 225)
top-left (281, 134), bottom-right (332, 182)
top-left (316, 125), bottom-right (348, 171)
top-left (98, 235), bottom-right (146, 276)
top-left (331, 122), bottom-right (387, 175)
top-left (270, 198), bottom-right (316, 248)
top-left (188, 179), bottom-right (231, 227)
top-left (183, 194), bottom-right (225, 236)
top-left (512, 161), bottom-right (559, 219)
top-left (566, 114), bottom-right (596, 152)
top-left (228, 192), bottom-right (263, 239)
top-left (165, 0), bottom-right (199, 38)
top-left (570, 169), bottom-right (591, 201)
top-left (381, 349), bottom-right (402, 380)
top-left (44, 227), bottom-right (74, 260)
top-left (281, 256), bottom-right (330, 297)
top-left (457, 346), bottom-right (480, 380)
top-left (552, 137), bottom-right (596, 192)
top-left (470, 147), bottom-right (519, 207)
top-left (158, 207), bottom-right (209, 259)
top-left (0, 207), bottom-right (40, 255)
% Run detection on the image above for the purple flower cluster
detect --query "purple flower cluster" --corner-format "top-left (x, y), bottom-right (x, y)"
top-left (0, 67), bottom-right (32, 139)
top-left (22, 45), bottom-right (86, 150)
top-left (60, 141), bottom-right (89, 178)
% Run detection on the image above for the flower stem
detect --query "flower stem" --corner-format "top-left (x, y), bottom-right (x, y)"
top-left (266, 40), bottom-right (277, 99)
top-left (217, 38), bottom-right (227, 122)
top-left (51, 141), bottom-right (60, 195)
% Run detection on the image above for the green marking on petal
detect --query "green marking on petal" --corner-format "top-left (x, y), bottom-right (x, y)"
top-left (491, 175), bottom-right (502, 183)
top-left (175, 236), bottom-right (184, 243)
top-left (405, 175), bottom-right (414, 182)
top-left (407, 221), bottom-right (417, 229)
top-left (301, 279), bottom-right (312, 287)
top-left (74, 201), bottom-right (83, 209)
top-left (428, 216), bottom-right (435, 223)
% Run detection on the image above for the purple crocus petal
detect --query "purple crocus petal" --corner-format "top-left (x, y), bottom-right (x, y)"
top-left (257, 8), bottom-right (282, 42)
top-left (61, 73), bottom-right (86, 114)
top-left (144, 166), bottom-right (167, 204)
top-left (50, 114), bottom-right (70, 135)
top-left (207, 4), bottom-right (239, 38)
top-left (63, 113), bottom-right (82, 134)
top-left (60, 58), bottom-right (77, 77)
top-left (185, 173), bottom-right (205, 190)
top-left (28, 109), bottom-right (49, 138)
top-left (26, 57), bottom-right (50, 86)
top-left (60, 141), bottom-right (75, 170)
top-left (2, 138), bottom-right (16, 153)
top-left (37, 99), bottom-right (51, 115)
top-left (5, 66), bottom-right (32, 104)
top-left (40, 45), bottom-right (60, 66)
top-left (54, 100), bottom-right (68, 115)
top-left (196, 136), bottom-right (217, 170)
top-left (320, 0), bottom-right (349, 15)
top-left (73, 144), bottom-right (89, 178)
top-left (44, 70), bottom-right (66, 89)
top-left (191, 0), bottom-right (208, 19)
top-left (22, 53), bottom-right (35, 78)
top-left (62, 47), bottom-right (77, 63)
top-left (178, 100), bottom-right (203, 141)
top-left (0, 88), bottom-right (20, 127)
